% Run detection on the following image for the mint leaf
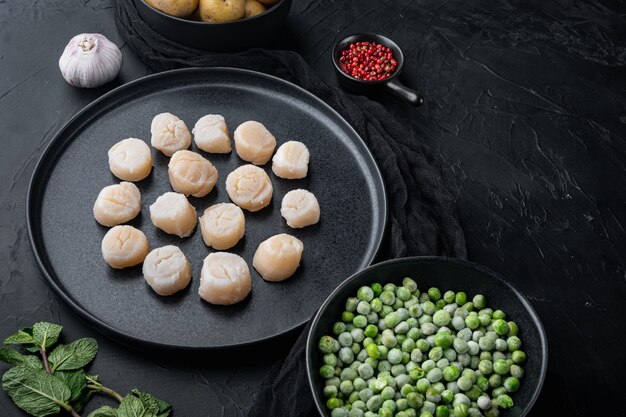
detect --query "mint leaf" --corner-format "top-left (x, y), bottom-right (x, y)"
top-left (49, 338), bottom-right (98, 371)
top-left (132, 389), bottom-right (171, 417)
top-left (4, 328), bottom-right (35, 346)
top-left (0, 348), bottom-right (43, 369)
top-left (32, 323), bottom-right (63, 351)
top-left (88, 406), bottom-right (118, 417)
top-left (118, 393), bottom-right (148, 417)
top-left (2, 365), bottom-right (71, 417)
top-left (54, 369), bottom-right (86, 403)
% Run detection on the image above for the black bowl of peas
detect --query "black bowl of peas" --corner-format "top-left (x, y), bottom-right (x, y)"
top-left (306, 257), bottom-right (547, 417)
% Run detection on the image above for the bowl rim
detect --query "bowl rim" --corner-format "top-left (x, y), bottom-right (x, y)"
top-left (306, 256), bottom-right (548, 417)
top-left (139, 0), bottom-right (287, 26)
top-left (331, 32), bottom-right (405, 85)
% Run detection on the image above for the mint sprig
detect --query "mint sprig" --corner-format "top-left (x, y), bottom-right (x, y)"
top-left (0, 322), bottom-right (171, 417)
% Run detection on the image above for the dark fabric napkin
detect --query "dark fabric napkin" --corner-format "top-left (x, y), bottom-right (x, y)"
top-left (116, 1), bottom-right (467, 415)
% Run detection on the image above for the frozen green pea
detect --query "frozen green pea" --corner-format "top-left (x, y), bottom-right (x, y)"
top-left (484, 408), bottom-right (499, 417)
top-left (380, 291), bottom-right (395, 306)
top-left (319, 335), bottom-right (340, 353)
top-left (434, 300), bottom-right (446, 309)
top-left (346, 324), bottom-right (356, 332)
top-left (400, 383), bottom-right (415, 397)
top-left (339, 347), bottom-right (354, 364)
top-left (512, 350), bottom-right (526, 364)
top-left (331, 407), bottom-right (348, 417)
top-left (478, 336), bottom-right (495, 351)
top-left (365, 343), bottom-right (380, 359)
top-left (496, 394), bottom-right (513, 409)
top-left (380, 385), bottom-right (395, 400)
top-left (395, 373), bottom-right (412, 388)
top-left (327, 397), bottom-right (343, 409)
top-left (488, 374), bottom-right (502, 388)
top-left (471, 294), bottom-right (486, 309)
top-left (492, 386), bottom-right (506, 399)
top-left (450, 316), bottom-right (465, 331)
top-left (429, 347), bottom-right (444, 361)
top-left (421, 359), bottom-right (435, 372)
top-left (467, 341), bottom-right (479, 356)
top-left (507, 321), bottom-right (518, 336)
top-left (356, 362), bottom-right (374, 379)
top-left (343, 311), bottom-right (355, 323)
top-left (453, 292), bottom-right (466, 305)
top-left (346, 297), bottom-right (359, 312)
top-left (366, 394), bottom-right (383, 412)
top-left (402, 338), bottom-right (416, 353)
top-left (464, 314), bottom-right (480, 330)
top-left (457, 376), bottom-right (472, 391)
top-left (492, 309), bottom-right (505, 320)
top-left (416, 338), bottom-right (430, 352)
top-left (378, 360), bottom-right (392, 373)
top-left (396, 398), bottom-right (409, 411)
top-left (340, 380), bottom-right (354, 395)
top-left (479, 351), bottom-right (492, 361)
top-left (427, 368), bottom-right (443, 383)
top-left (406, 391), bottom-right (424, 408)
top-left (370, 298), bottom-right (383, 313)
top-left (364, 324), bottom-right (378, 338)
top-left (442, 290), bottom-right (455, 303)
top-left (388, 348), bottom-right (402, 365)
top-left (478, 360), bottom-right (493, 375)
top-left (324, 353), bottom-right (338, 366)
top-left (333, 322), bottom-right (347, 335)
top-left (453, 393), bottom-right (470, 406)
top-left (396, 334), bottom-right (407, 346)
top-left (353, 377), bottom-right (367, 391)
top-left (359, 388), bottom-right (374, 402)
top-left (422, 301), bottom-right (436, 315)
top-left (452, 337), bottom-right (469, 354)
top-left (510, 364), bottom-right (524, 379)
top-left (443, 365), bottom-right (461, 381)
top-left (421, 323), bottom-right (437, 335)
top-left (392, 299), bottom-right (404, 310)
top-left (444, 348), bottom-right (457, 361)
top-left (492, 351), bottom-right (505, 361)
top-left (476, 395), bottom-right (491, 410)
top-left (353, 315), bottom-right (368, 328)
top-left (440, 389), bottom-right (454, 403)
top-left (370, 283), bottom-right (382, 296)
top-left (364, 357), bottom-right (378, 369)
top-left (391, 364), bottom-right (406, 377)
top-left (357, 348), bottom-right (368, 362)
top-left (493, 359), bottom-right (509, 375)
top-left (404, 296), bottom-right (419, 308)
top-left (433, 309), bottom-right (451, 326)
top-left (492, 319), bottom-right (509, 336)
top-left (408, 366), bottom-right (425, 380)
top-left (416, 378), bottom-right (430, 393)
top-left (384, 312), bottom-right (401, 328)
top-left (427, 287), bottom-right (442, 301)
top-left (320, 364), bottom-right (335, 378)
top-left (418, 315), bottom-right (433, 325)
top-left (507, 336), bottom-right (521, 352)
top-left (339, 332), bottom-right (353, 347)
top-left (326, 377), bottom-right (341, 388)
top-left (356, 301), bottom-right (371, 315)
top-left (395, 321), bottom-right (409, 335)
top-left (366, 312), bottom-right (378, 324)
top-left (457, 353), bottom-right (470, 367)
top-left (357, 286), bottom-right (374, 302)
top-left (349, 408), bottom-right (364, 417)
top-left (378, 345), bottom-right (389, 359)
top-left (340, 367), bottom-right (358, 381)
top-left (476, 376), bottom-right (489, 392)
top-left (425, 387), bottom-right (441, 403)
top-left (397, 287), bottom-right (412, 301)
top-left (437, 358), bottom-right (450, 369)
top-left (402, 277), bottom-right (418, 292)
top-left (408, 304), bottom-right (422, 318)
top-left (465, 385), bottom-right (481, 401)
top-left (503, 376), bottom-right (520, 392)
top-left (453, 403), bottom-right (469, 417)
top-left (324, 385), bottom-right (338, 398)
top-left (381, 333), bottom-right (397, 348)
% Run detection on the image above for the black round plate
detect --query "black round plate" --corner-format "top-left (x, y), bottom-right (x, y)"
top-left (307, 257), bottom-right (548, 417)
top-left (27, 68), bottom-right (387, 350)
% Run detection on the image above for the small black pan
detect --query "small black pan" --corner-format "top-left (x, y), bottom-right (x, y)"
top-left (332, 33), bottom-right (424, 107)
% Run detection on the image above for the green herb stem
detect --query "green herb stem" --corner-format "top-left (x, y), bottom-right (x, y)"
top-left (40, 349), bottom-right (51, 374)
top-left (87, 383), bottom-right (123, 403)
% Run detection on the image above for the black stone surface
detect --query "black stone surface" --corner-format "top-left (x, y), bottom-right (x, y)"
top-left (1, 0), bottom-right (625, 416)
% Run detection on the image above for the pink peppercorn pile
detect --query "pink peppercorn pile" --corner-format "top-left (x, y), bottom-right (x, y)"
top-left (338, 41), bottom-right (398, 81)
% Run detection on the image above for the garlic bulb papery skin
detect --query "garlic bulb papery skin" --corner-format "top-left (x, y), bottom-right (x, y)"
top-left (59, 33), bottom-right (122, 88)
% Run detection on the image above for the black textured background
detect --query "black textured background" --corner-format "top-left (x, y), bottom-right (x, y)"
top-left (1, 0), bottom-right (625, 416)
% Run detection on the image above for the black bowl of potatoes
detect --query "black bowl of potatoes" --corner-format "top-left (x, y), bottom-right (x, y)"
top-left (306, 257), bottom-right (548, 417)
top-left (134, 0), bottom-right (292, 51)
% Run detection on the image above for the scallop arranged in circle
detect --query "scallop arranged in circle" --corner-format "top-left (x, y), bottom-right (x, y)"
top-left (150, 112), bottom-right (191, 156)
top-left (193, 114), bottom-right (231, 154)
top-left (225, 164), bottom-right (273, 212)
top-left (253, 233), bottom-right (304, 282)
top-left (168, 150), bottom-right (218, 197)
top-left (101, 225), bottom-right (149, 269)
top-left (143, 245), bottom-right (192, 296)
top-left (199, 203), bottom-right (245, 250)
top-left (108, 138), bottom-right (153, 181)
top-left (272, 141), bottom-right (310, 179)
top-left (199, 252), bottom-right (251, 305)
top-left (149, 192), bottom-right (197, 238)
top-left (93, 181), bottom-right (141, 227)
top-left (233, 120), bottom-right (276, 165)
top-left (281, 189), bottom-right (320, 229)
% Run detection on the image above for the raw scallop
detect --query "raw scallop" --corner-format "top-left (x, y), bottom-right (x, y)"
top-left (168, 150), bottom-right (218, 197)
top-left (149, 192), bottom-right (197, 237)
top-left (253, 233), bottom-right (303, 282)
top-left (108, 138), bottom-right (153, 181)
top-left (225, 164), bottom-right (273, 212)
top-left (198, 252), bottom-right (251, 305)
top-left (199, 203), bottom-right (245, 250)
top-left (272, 141), bottom-right (310, 179)
top-left (233, 120), bottom-right (276, 165)
top-left (150, 112), bottom-right (191, 156)
top-left (93, 182), bottom-right (141, 227)
top-left (192, 114), bottom-right (231, 153)
top-left (143, 245), bottom-right (191, 296)
top-left (101, 225), bottom-right (149, 269)
top-left (280, 189), bottom-right (320, 228)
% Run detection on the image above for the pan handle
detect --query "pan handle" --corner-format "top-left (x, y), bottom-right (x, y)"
top-left (385, 79), bottom-right (424, 107)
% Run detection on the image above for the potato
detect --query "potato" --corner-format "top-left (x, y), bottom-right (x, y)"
top-left (257, 0), bottom-right (278, 4)
top-left (199, 0), bottom-right (246, 22)
top-left (244, 0), bottom-right (265, 17)
top-left (146, 0), bottom-right (199, 17)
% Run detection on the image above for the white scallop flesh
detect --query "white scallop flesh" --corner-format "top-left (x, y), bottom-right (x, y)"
top-left (192, 114), bottom-right (231, 153)
top-left (199, 252), bottom-right (251, 305)
top-left (168, 150), bottom-right (218, 197)
top-left (150, 112), bottom-right (191, 156)
top-left (281, 189), bottom-right (320, 228)
top-left (199, 203), bottom-right (245, 250)
top-left (107, 138), bottom-right (153, 181)
top-left (143, 245), bottom-right (191, 296)
top-left (93, 182), bottom-right (141, 227)
top-left (272, 141), bottom-right (310, 179)
top-left (149, 192), bottom-right (197, 237)
top-left (233, 120), bottom-right (276, 165)
top-left (225, 164), bottom-right (273, 212)
top-left (101, 225), bottom-right (149, 269)
top-left (253, 233), bottom-right (303, 282)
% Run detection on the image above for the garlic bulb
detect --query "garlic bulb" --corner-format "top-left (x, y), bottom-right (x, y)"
top-left (59, 33), bottom-right (122, 88)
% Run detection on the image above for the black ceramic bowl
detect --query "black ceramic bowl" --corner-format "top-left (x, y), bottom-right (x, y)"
top-left (134, 0), bottom-right (292, 51)
top-left (306, 257), bottom-right (547, 417)
top-left (332, 33), bottom-right (424, 106)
